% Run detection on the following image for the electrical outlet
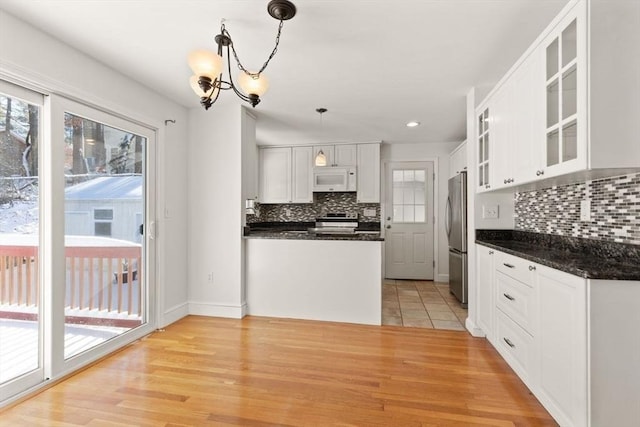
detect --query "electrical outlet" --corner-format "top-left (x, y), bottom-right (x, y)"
top-left (207, 272), bottom-right (214, 283)
top-left (580, 200), bottom-right (591, 221)
top-left (284, 208), bottom-right (291, 217)
top-left (363, 208), bottom-right (376, 217)
top-left (483, 204), bottom-right (499, 219)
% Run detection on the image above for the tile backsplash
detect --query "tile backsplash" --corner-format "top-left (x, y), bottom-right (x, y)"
top-left (247, 192), bottom-right (380, 223)
top-left (515, 173), bottom-right (640, 245)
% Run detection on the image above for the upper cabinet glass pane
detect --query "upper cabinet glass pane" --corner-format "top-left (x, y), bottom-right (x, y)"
top-left (546, 38), bottom-right (559, 80)
top-left (547, 79), bottom-right (559, 128)
top-left (483, 109), bottom-right (489, 131)
top-left (562, 19), bottom-right (577, 67)
top-left (562, 65), bottom-right (577, 119)
top-left (478, 114), bottom-right (484, 136)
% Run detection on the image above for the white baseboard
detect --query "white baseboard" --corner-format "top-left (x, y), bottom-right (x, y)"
top-left (188, 301), bottom-right (247, 319)
top-left (436, 273), bottom-right (449, 283)
top-left (160, 302), bottom-right (189, 328)
top-left (465, 317), bottom-right (486, 338)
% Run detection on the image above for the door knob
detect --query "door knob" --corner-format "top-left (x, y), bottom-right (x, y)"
top-left (386, 225), bottom-right (391, 229)
top-left (386, 216), bottom-right (391, 221)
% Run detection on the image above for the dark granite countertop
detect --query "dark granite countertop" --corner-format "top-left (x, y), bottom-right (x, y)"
top-left (244, 222), bottom-right (384, 242)
top-left (476, 230), bottom-right (640, 281)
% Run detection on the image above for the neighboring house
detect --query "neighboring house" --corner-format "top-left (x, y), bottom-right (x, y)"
top-left (64, 175), bottom-right (142, 243)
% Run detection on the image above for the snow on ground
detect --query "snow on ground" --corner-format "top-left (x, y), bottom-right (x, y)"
top-left (0, 199), bottom-right (38, 234)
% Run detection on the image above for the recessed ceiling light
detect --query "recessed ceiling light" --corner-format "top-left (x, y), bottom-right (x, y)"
top-left (406, 121), bottom-right (420, 128)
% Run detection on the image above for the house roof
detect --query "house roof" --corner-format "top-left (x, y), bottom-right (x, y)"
top-left (65, 175), bottom-right (142, 201)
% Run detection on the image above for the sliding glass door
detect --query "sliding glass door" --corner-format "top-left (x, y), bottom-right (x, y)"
top-left (0, 83), bottom-right (156, 404)
top-left (0, 81), bottom-right (44, 401)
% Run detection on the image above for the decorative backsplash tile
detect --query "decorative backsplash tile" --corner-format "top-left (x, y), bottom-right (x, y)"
top-left (515, 173), bottom-right (640, 245)
top-left (247, 192), bottom-right (380, 223)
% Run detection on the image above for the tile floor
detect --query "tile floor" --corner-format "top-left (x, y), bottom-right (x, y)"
top-left (382, 280), bottom-right (467, 331)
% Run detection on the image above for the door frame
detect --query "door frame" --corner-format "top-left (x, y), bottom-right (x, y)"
top-left (48, 94), bottom-right (158, 379)
top-left (381, 157), bottom-right (442, 282)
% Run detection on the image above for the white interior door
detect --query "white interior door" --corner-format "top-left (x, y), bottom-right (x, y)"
top-left (384, 162), bottom-right (434, 280)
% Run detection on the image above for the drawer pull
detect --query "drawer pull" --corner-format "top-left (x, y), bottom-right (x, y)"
top-left (528, 265), bottom-right (536, 271)
top-left (503, 337), bottom-right (516, 348)
top-left (503, 263), bottom-right (515, 269)
top-left (503, 293), bottom-right (515, 301)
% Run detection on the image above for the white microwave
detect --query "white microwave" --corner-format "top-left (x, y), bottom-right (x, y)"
top-left (312, 167), bottom-right (357, 192)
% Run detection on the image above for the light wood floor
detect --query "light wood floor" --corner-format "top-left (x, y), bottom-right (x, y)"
top-left (1, 316), bottom-right (557, 426)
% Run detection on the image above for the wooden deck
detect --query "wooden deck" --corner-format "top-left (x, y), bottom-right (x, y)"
top-left (0, 315), bottom-right (557, 426)
top-left (0, 319), bottom-right (129, 383)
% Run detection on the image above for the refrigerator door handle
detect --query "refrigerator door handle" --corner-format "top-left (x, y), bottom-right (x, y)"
top-left (445, 196), bottom-right (452, 238)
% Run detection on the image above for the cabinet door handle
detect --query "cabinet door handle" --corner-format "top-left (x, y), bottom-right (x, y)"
top-left (504, 179), bottom-right (508, 184)
top-left (503, 293), bottom-right (515, 301)
top-left (528, 265), bottom-right (536, 271)
top-left (503, 337), bottom-right (516, 348)
top-left (536, 170), bottom-right (545, 177)
top-left (488, 251), bottom-right (494, 255)
top-left (503, 263), bottom-right (515, 269)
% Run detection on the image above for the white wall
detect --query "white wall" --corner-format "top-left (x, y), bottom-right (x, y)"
top-left (187, 101), bottom-right (245, 318)
top-left (0, 10), bottom-right (189, 327)
top-left (381, 141), bottom-right (458, 282)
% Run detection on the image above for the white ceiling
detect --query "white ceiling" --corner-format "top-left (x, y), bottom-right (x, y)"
top-left (0, 0), bottom-right (569, 146)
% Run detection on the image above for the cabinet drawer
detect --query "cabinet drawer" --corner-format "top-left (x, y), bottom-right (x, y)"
top-left (496, 271), bottom-right (535, 334)
top-left (496, 252), bottom-right (535, 286)
top-left (495, 309), bottom-right (535, 383)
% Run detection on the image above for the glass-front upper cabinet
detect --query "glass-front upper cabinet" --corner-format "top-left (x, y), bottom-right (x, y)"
top-left (477, 108), bottom-right (490, 190)
top-left (545, 18), bottom-right (578, 169)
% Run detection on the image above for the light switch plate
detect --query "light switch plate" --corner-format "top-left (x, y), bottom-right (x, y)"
top-left (580, 200), bottom-right (591, 221)
top-left (483, 204), bottom-right (499, 219)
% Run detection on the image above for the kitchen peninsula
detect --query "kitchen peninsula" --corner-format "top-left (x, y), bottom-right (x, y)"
top-left (244, 222), bottom-right (383, 325)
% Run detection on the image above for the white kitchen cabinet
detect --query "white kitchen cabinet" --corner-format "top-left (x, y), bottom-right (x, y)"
top-left (535, 264), bottom-right (587, 427)
top-left (476, 108), bottom-right (491, 191)
top-left (448, 140), bottom-right (467, 179)
top-left (259, 147), bottom-right (313, 204)
top-left (475, 0), bottom-right (640, 192)
top-left (241, 109), bottom-right (258, 200)
top-left (291, 146), bottom-right (313, 203)
top-left (541, 4), bottom-right (586, 179)
top-left (476, 245), bottom-right (495, 341)
top-left (356, 143), bottom-right (380, 203)
top-left (479, 245), bottom-right (640, 427)
top-left (312, 144), bottom-right (357, 167)
top-left (259, 147), bottom-right (291, 204)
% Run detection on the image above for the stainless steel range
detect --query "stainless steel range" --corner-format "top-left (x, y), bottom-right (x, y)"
top-left (308, 212), bottom-right (358, 235)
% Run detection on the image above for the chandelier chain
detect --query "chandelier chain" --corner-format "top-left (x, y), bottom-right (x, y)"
top-left (224, 19), bottom-right (284, 77)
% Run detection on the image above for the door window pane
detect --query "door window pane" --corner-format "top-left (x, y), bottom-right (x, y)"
top-left (391, 168), bottom-right (427, 223)
top-left (63, 113), bottom-right (145, 359)
top-left (0, 92), bottom-right (41, 384)
top-left (562, 121), bottom-right (578, 162)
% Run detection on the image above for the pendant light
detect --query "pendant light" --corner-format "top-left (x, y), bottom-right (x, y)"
top-left (315, 108), bottom-right (328, 166)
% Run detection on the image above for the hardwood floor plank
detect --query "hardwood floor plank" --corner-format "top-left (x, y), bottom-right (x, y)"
top-left (0, 316), bottom-right (557, 426)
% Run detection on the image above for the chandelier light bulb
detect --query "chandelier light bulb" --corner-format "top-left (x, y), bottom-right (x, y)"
top-left (187, 50), bottom-right (223, 80)
top-left (237, 72), bottom-right (270, 97)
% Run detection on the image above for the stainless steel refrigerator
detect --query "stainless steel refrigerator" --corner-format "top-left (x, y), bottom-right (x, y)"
top-left (446, 171), bottom-right (467, 307)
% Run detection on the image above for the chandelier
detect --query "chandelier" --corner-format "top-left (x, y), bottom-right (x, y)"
top-left (188, 0), bottom-right (297, 110)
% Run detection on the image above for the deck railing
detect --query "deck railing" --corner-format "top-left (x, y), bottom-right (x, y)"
top-left (0, 242), bottom-right (142, 324)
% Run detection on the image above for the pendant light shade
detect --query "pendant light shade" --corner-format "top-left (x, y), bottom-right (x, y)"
top-left (187, 50), bottom-right (223, 80)
top-left (237, 72), bottom-right (270, 97)
top-left (315, 150), bottom-right (327, 166)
